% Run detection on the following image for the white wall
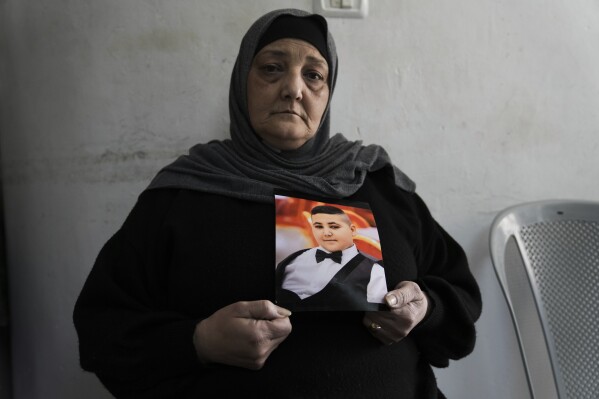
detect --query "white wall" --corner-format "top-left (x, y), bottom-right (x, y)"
top-left (1, 1), bottom-right (598, 398)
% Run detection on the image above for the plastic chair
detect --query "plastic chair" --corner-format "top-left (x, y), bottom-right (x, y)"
top-left (489, 200), bottom-right (599, 399)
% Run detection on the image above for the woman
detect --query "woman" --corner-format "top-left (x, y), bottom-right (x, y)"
top-left (74, 8), bottom-right (481, 398)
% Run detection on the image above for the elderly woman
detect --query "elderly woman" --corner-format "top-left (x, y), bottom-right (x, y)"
top-left (74, 8), bottom-right (481, 398)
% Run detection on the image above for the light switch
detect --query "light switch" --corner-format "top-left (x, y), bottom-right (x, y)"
top-left (313, 0), bottom-right (368, 18)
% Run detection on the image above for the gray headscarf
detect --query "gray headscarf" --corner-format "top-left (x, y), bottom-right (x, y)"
top-left (147, 8), bottom-right (415, 203)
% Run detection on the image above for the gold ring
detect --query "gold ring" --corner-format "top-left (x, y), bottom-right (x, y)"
top-left (369, 322), bottom-right (382, 332)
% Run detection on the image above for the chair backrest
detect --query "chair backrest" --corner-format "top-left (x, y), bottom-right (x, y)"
top-left (489, 200), bottom-right (599, 399)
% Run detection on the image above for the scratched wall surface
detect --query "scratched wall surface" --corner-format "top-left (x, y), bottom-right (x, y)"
top-left (1, 1), bottom-right (598, 398)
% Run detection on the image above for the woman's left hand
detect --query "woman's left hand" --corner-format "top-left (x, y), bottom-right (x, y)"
top-left (363, 281), bottom-right (429, 345)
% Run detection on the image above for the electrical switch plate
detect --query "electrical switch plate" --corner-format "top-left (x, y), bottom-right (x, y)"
top-left (313, 0), bottom-right (368, 18)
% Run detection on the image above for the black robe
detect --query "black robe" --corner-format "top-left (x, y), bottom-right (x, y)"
top-left (73, 168), bottom-right (482, 398)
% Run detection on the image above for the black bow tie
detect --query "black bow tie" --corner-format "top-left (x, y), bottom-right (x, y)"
top-left (315, 249), bottom-right (342, 264)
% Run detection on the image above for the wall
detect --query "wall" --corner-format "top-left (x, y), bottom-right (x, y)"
top-left (0, 181), bottom-right (10, 399)
top-left (1, 1), bottom-right (598, 398)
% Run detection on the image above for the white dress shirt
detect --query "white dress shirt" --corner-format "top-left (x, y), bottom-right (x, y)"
top-left (281, 244), bottom-right (387, 303)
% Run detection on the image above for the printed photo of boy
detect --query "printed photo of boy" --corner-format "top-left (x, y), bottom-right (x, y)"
top-left (275, 203), bottom-right (387, 311)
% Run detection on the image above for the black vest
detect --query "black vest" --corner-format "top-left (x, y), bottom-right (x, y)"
top-left (275, 249), bottom-right (384, 311)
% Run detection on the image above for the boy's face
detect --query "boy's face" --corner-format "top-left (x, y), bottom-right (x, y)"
top-left (310, 213), bottom-right (356, 253)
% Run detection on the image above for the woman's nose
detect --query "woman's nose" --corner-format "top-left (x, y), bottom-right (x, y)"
top-left (281, 71), bottom-right (303, 101)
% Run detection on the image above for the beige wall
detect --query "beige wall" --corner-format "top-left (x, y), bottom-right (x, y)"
top-left (1, 1), bottom-right (598, 397)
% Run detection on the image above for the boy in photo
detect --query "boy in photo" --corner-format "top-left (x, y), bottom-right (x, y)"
top-left (275, 205), bottom-right (388, 311)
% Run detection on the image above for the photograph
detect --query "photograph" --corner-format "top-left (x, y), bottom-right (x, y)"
top-left (8, 1), bottom-right (597, 397)
top-left (275, 192), bottom-right (387, 311)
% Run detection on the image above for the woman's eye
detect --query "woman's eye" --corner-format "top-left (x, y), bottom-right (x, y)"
top-left (262, 64), bottom-right (281, 73)
top-left (305, 71), bottom-right (324, 81)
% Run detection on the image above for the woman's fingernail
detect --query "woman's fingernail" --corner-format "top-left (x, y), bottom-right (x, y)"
top-left (278, 308), bottom-right (292, 317)
top-left (386, 294), bottom-right (398, 307)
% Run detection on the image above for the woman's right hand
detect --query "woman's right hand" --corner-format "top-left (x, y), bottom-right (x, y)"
top-left (193, 300), bottom-right (292, 370)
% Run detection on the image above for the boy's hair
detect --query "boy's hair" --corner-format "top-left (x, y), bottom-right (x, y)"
top-left (310, 205), bottom-right (352, 226)
top-left (310, 205), bottom-right (346, 216)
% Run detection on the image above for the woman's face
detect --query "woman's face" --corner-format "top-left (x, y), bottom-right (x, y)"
top-left (247, 38), bottom-right (330, 151)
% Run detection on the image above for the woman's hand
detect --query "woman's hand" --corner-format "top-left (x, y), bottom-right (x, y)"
top-left (193, 300), bottom-right (292, 370)
top-left (363, 281), bottom-right (429, 345)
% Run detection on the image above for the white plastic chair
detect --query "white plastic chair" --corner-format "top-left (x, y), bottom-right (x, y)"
top-left (489, 200), bottom-right (599, 399)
